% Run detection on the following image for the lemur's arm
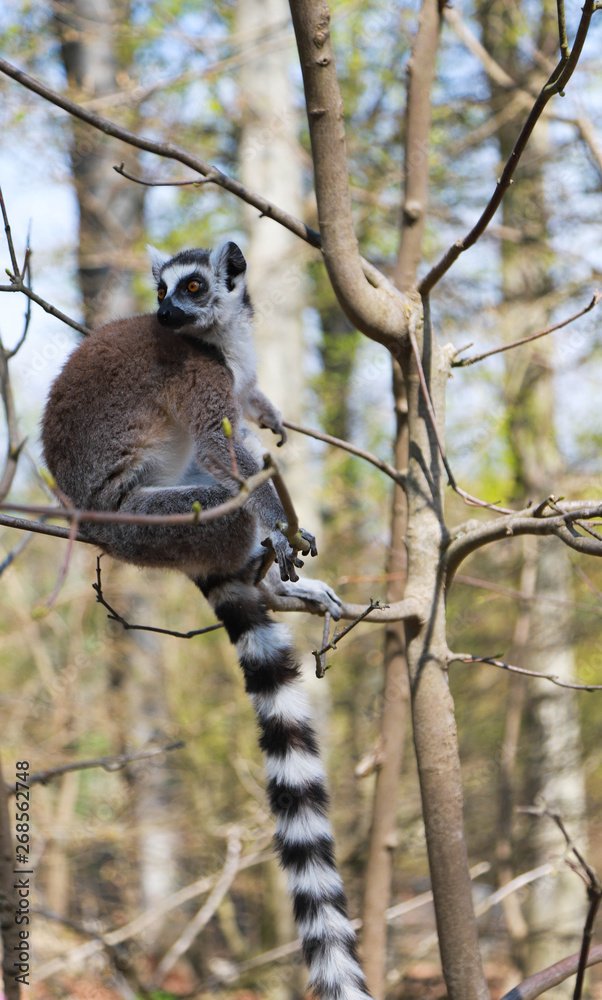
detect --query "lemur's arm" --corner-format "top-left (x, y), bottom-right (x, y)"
top-left (244, 385), bottom-right (287, 446)
top-left (181, 380), bottom-right (311, 582)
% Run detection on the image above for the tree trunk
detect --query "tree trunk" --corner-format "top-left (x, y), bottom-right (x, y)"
top-left (54, 0), bottom-right (145, 325)
top-left (237, 0), bottom-right (314, 524)
top-left (403, 313), bottom-right (490, 1000)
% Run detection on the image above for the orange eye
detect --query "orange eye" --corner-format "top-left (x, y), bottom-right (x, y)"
top-left (157, 287), bottom-right (166, 300)
top-left (187, 280), bottom-right (200, 293)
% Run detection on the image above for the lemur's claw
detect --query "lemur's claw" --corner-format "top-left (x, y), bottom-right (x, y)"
top-left (299, 528), bottom-right (318, 558)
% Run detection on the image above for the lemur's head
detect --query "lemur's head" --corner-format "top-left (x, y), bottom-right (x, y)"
top-left (146, 242), bottom-right (251, 335)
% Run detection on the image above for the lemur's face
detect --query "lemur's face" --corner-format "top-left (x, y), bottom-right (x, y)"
top-left (147, 243), bottom-right (248, 336)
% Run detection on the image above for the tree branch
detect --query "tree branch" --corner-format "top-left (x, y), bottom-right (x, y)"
top-left (450, 653), bottom-right (602, 692)
top-left (288, 0), bottom-right (412, 344)
top-left (453, 292), bottom-right (601, 368)
top-left (6, 743), bottom-right (185, 794)
top-left (419, 0), bottom-right (599, 294)
top-left (312, 598), bottom-right (388, 676)
top-left (93, 556), bottom-right (224, 639)
top-left (0, 280), bottom-right (90, 337)
top-left (0, 55), bottom-right (390, 299)
top-left (0, 462), bottom-right (277, 528)
top-left (446, 501), bottom-right (602, 581)
top-left (283, 419), bottom-right (406, 487)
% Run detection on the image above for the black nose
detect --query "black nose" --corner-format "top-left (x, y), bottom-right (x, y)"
top-left (157, 304), bottom-right (190, 329)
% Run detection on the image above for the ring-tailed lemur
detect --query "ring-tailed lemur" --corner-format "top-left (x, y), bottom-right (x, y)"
top-left (41, 241), bottom-right (374, 1000)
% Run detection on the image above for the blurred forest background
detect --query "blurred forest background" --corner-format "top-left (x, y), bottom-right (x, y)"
top-left (1, 0), bottom-right (602, 997)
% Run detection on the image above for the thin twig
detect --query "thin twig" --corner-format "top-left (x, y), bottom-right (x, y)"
top-left (453, 292), bottom-right (601, 368)
top-left (0, 57), bottom-right (404, 330)
top-left (312, 599), bottom-right (388, 675)
top-left (114, 161), bottom-right (218, 187)
top-left (316, 612), bottom-right (331, 678)
top-left (0, 186), bottom-right (20, 277)
top-left (7, 249), bottom-right (33, 359)
top-left (7, 743), bottom-right (185, 794)
top-left (500, 945), bottom-right (602, 1000)
top-left (451, 652), bottom-right (602, 692)
top-left (0, 280), bottom-right (90, 336)
top-left (0, 56), bottom-right (321, 250)
top-left (0, 531), bottom-right (33, 577)
top-left (93, 556), bottom-right (223, 639)
top-left (283, 419), bottom-right (406, 488)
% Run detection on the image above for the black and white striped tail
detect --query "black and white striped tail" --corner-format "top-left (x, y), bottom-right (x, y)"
top-left (197, 574), bottom-right (373, 1000)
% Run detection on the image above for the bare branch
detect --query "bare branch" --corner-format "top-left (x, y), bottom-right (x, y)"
top-left (0, 462), bottom-right (276, 528)
top-left (0, 530), bottom-right (33, 577)
top-left (450, 653), bottom-right (602, 692)
top-left (501, 945), bottom-right (602, 1000)
top-left (288, 0), bottom-right (412, 343)
top-left (419, 0), bottom-right (599, 294)
top-left (93, 556), bottom-right (223, 639)
top-left (445, 7), bottom-right (602, 182)
top-left (266, 592), bottom-right (420, 624)
top-left (284, 419), bottom-right (406, 488)
top-left (312, 599), bottom-right (388, 676)
top-left (0, 56), bottom-right (324, 252)
top-left (0, 512), bottom-right (86, 542)
top-left (0, 280), bottom-right (90, 336)
top-left (6, 742), bottom-right (185, 795)
top-left (0, 57), bottom-right (393, 304)
top-left (113, 160), bottom-right (218, 188)
top-left (453, 292), bottom-right (601, 368)
top-left (445, 501), bottom-right (602, 581)
top-left (0, 186), bottom-right (20, 278)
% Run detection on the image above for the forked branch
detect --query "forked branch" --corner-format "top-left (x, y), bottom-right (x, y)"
top-left (446, 501), bottom-right (602, 582)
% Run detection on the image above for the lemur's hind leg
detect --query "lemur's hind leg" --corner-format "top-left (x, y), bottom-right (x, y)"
top-left (86, 483), bottom-right (259, 577)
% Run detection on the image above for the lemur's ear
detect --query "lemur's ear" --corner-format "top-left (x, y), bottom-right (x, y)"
top-left (210, 241), bottom-right (247, 291)
top-left (146, 245), bottom-right (171, 283)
